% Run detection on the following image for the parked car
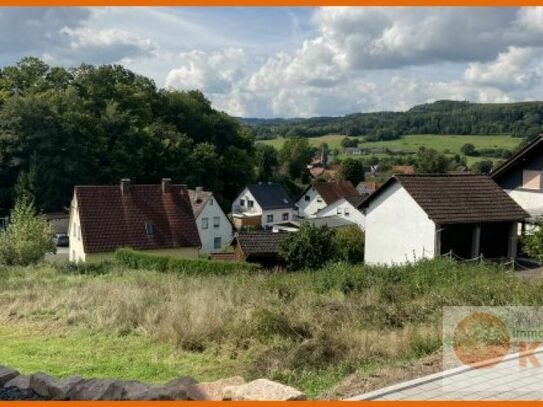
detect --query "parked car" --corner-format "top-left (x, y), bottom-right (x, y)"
top-left (53, 233), bottom-right (69, 247)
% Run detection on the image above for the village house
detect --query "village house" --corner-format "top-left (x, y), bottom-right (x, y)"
top-left (231, 182), bottom-right (295, 229)
top-left (189, 187), bottom-right (232, 253)
top-left (296, 181), bottom-right (359, 218)
top-left (356, 181), bottom-right (379, 195)
top-left (231, 230), bottom-right (289, 267)
top-left (314, 195), bottom-right (366, 229)
top-left (360, 174), bottom-right (528, 265)
top-left (491, 134), bottom-right (543, 223)
top-left (68, 178), bottom-right (201, 263)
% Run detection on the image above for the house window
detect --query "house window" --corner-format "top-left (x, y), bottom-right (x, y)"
top-left (305, 195), bottom-right (310, 202)
top-left (240, 199), bottom-right (245, 207)
top-left (282, 213), bottom-right (289, 221)
top-left (522, 170), bottom-right (541, 190)
top-left (248, 200), bottom-right (254, 208)
top-left (337, 208), bottom-right (343, 215)
top-left (214, 237), bottom-right (222, 250)
top-left (77, 225), bottom-right (81, 241)
top-left (202, 217), bottom-right (209, 229)
top-left (267, 214), bottom-right (274, 223)
top-left (213, 216), bottom-right (220, 228)
top-left (73, 222), bottom-right (77, 237)
top-left (209, 198), bottom-right (214, 206)
top-left (144, 222), bottom-right (155, 236)
top-left (317, 198), bottom-right (323, 203)
top-left (344, 208), bottom-right (350, 217)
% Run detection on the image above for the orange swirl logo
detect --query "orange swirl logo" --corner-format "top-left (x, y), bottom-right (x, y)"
top-left (453, 312), bottom-right (510, 368)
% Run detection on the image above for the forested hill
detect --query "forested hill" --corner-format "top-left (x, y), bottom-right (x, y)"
top-left (0, 58), bottom-right (256, 213)
top-left (242, 100), bottom-right (543, 141)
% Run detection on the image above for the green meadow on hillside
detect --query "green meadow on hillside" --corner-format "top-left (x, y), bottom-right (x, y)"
top-left (259, 134), bottom-right (522, 165)
top-left (1, 258), bottom-right (542, 398)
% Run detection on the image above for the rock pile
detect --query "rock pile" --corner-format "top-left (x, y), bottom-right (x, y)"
top-left (0, 365), bottom-right (305, 401)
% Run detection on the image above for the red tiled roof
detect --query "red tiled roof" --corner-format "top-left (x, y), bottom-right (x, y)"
top-left (188, 189), bottom-right (213, 218)
top-left (233, 231), bottom-right (289, 255)
top-left (75, 183), bottom-right (201, 254)
top-left (360, 174), bottom-right (529, 224)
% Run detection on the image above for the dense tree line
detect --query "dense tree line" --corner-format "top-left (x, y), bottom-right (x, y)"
top-left (243, 100), bottom-right (543, 141)
top-left (0, 58), bottom-right (256, 213)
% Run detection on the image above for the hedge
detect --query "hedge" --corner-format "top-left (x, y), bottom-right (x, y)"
top-left (114, 248), bottom-right (260, 275)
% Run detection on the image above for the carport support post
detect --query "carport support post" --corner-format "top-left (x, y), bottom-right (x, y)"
top-left (508, 222), bottom-right (518, 260)
top-left (471, 224), bottom-right (481, 259)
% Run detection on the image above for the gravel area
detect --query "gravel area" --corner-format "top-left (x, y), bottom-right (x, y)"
top-left (0, 386), bottom-right (50, 400)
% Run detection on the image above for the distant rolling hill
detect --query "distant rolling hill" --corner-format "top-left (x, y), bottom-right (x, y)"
top-left (240, 100), bottom-right (543, 142)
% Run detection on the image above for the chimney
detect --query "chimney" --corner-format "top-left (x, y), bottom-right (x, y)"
top-left (161, 178), bottom-right (172, 194)
top-left (195, 186), bottom-right (203, 193)
top-left (120, 178), bottom-right (130, 196)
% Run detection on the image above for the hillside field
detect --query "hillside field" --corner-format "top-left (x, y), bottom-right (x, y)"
top-left (259, 134), bottom-right (523, 165)
top-left (1, 259), bottom-right (542, 399)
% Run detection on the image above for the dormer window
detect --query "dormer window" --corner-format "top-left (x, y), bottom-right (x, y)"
top-left (144, 222), bottom-right (155, 236)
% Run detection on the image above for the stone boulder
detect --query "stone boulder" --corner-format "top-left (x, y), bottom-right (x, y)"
top-left (30, 373), bottom-right (65, 399)
top-left (187, 376), bottom-right (245, 400)
top-left (4, 375), bottom-right (31, 390)
top-left (0, 366), bottom-right (18, 386)
top-left (163, 376), bottom-right (197, 400)
top-left (121, 381), bottom-right (174, 400)
top-left (65, 379), bottom-right (125, 400)
top-left (223, 379), bottom-right (306, 401)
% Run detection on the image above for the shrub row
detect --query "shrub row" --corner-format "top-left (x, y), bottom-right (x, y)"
top-left (114, 248), bottom-right (260, 275)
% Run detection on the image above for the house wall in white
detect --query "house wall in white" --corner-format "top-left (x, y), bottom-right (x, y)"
top-left (232, 188), bottom-right (262, 215)
top-left (297, 187), bottom-right (326, 218)
top-left (68, 195), bottom-right (85, 263)
top-left (196, 197), bottom-right (233, 253)
top-left (261, 208), bottom-right (296, 228)
top-left (365, 182), bottom-right (436, 265)
top-left (316, 199), bottom-right (365, 229)
top-left (505, 189), bottom-right (543, 218)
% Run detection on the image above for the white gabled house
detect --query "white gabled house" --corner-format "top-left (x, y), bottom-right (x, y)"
top-left (491, 134), bottom-right (543, 224)
top-left (360, 174), bottom-right (528, 266)
top-left (189, 187), bottom-right (232, 253)
top-left (315, 195), bottom-right (367, 229)
top-left (231, 182), bottom-right (295, 229)
top-left (296, 181), bottom-right (359, 218)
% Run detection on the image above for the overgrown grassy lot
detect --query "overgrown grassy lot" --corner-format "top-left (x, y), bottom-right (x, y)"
top-left (0, 259), bottom-right (542, 398)
top-left (260, 134), bottom-right (522, 165)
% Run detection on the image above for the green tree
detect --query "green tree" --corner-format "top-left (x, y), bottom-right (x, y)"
top-left (279, 224), bottom-right (335, 271)
top-left (278, 136), bottom-right (314, 180)
top-left (522, 219), bottom-right (543, 263)
top-left (460, 143), bottom-right (478, 156)
top-left (0, 197), bottom-right (55, 266)
top-left (255, 144), bottom-right (279, 181)
top-left (338, 158), bottom-right (365, 185)
top-left (333, 226), bottom-right (365, 264)
top-left (470, 160), bottom-right (493, 175)
top-left (415, 148), bottom-right (450, 174)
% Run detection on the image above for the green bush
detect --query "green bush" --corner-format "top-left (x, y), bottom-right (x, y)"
top-left (333, 226), bottom-right (364, 264)
top-left (0, 197), bottom-right (55, 266)
top-left (279, 224), bottom-right (336, 271)
top-left (114, 248), bottom-right (260, 275)
top-left (521, 218), bottom-right (543, 263)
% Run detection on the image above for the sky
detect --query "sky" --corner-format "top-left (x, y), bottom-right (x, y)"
top-left (1, 7), bottom-right (543, 118)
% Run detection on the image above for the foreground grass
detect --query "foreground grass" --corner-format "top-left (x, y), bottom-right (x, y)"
top-left (1, 259), bottom-right (542, 398)
top-left (260, 134), bottom-right (522, 165)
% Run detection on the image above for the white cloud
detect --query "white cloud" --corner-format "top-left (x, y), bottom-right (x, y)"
top-left (463, 47), bottom-right (541, 91)
top-left (166, 48), bottom-right (246, 94)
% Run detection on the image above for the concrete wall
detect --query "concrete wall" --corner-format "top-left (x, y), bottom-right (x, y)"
top-left (196, 196), bottom-right (233, 253)
top-left (316, 198), bottom-right (366, 229)
top-left (296, 187), bottom-right (327, 218)
top-left (364, 182), bottom-right (436, 265)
